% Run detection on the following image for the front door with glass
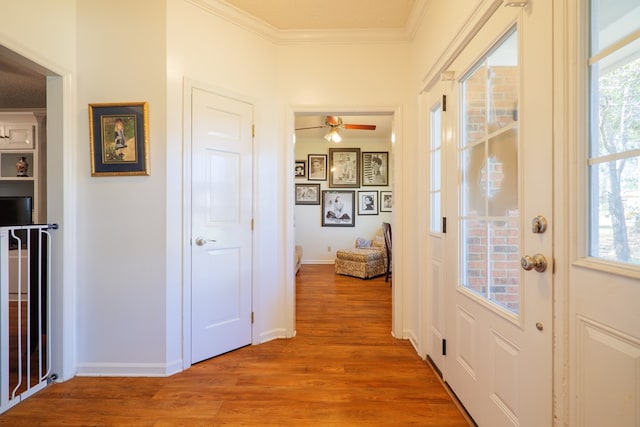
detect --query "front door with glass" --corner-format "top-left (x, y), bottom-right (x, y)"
top-left (442, 4), bottom-right (553, 426)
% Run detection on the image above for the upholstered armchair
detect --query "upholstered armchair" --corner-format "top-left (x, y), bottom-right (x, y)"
top-left (334, 230), bottom-right (387, 279)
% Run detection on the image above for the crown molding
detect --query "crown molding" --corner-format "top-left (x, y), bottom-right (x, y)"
top-left (187, 0), bottom-right (429, 45)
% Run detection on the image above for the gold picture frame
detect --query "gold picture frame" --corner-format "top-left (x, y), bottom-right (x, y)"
top-left (88, 102), bottom-right (150, 176)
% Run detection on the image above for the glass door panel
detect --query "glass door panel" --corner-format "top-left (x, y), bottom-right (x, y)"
top-left (460, 28), bottom-right (521, 315)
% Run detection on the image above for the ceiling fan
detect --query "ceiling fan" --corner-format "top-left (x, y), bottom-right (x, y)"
top-left (295, 115), bottom-right (376, 142)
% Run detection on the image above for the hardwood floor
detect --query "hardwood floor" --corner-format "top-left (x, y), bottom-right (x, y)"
top-left (0, 264), bottom-right (470, 426)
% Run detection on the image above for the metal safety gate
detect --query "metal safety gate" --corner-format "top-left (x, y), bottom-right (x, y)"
top-left (0, 224), bottom-right (57, 414)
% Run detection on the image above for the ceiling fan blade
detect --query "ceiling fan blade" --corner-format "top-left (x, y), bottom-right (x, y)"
top-left (295, 125), bottom-right (328, 131)
top-left (343, 124), bottom-right (377, 131)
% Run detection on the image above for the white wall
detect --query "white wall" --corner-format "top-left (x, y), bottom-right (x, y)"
top-left (75, 0), bottom-right (170, 375)
top-left (294, 138), bottom-right (392, 263)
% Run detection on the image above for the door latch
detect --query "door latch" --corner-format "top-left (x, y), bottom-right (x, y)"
top-left (521, 253), bottom-right (548, 272)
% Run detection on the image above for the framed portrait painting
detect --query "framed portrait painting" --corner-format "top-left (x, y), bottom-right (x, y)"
top-left (295, 160), bottom-right (306, 178)
top-left (295, 183), bottom-right (320, 205)
top-left (329, 148), bottom-right (360, 188)
top-left (89, 102), bottom-right (150, 176)
top-left (358, 191), bottom-right (378, 215)
top-left (362, 151), bottom-right (388, 186)
top-left (322, 190), bottom-right (355, 227)
top-left (380, 191), bottom-right (393, 212)
top-left (308, 154), bottom-right (327, 181)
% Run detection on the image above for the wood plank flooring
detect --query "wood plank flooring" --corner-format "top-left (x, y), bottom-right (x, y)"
top-left (0, 264), bottom-right (470, 426)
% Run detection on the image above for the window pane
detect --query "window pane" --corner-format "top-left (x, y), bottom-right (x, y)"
top-left (431, 192), bottom-right (441, 232)
top-left (590, 156), bottom-right (640, 263)
top-left (431, 106), bottom-right (442, 151)
top-left (462, 144), bottom-right (486, 216)
top-left (591, 41), bottom-right (640, 158)
top-left (488, 129), bottom-right (518, 216)
top-left (463, 64), bottom-right (487, 145)
top-left (431, 148), bottom-right (441, 191)
top-left (487, 31), bottom-right (519, 133)
top-left (430, 104), bottom-right (443, 233)
top-left (462, 219), bottom-right (488, 298)
top-left (591, 0), bottom-right (640, 55)
top-left (488, 219), bottom-right (520, 313)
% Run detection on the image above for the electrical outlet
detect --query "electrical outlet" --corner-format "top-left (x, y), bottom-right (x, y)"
top-left (327, 246), bottom-right (331, 252)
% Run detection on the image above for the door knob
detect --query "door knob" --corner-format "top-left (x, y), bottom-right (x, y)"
top-left (195, 237), bottom-right (216, 246)
top-left (521, 253), bottom-right (547, 272)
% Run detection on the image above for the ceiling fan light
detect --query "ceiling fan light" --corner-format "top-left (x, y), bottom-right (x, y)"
top-left (325, 128), bottom-right (341, 143)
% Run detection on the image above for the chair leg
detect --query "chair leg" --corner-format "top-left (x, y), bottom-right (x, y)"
top-left (385, 260), bottom-right (391, 284)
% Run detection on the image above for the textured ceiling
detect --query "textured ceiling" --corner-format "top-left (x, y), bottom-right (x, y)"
top-left (222, 0), bottom-right (415, 30)
top-left (0, 46), bottom-right (46, 110)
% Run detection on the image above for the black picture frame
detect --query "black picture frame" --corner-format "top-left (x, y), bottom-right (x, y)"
top-left (88, 102), bottom-right (150, 176)
top-left (295, 183), bottom-right (321, 205)
top-left (295, 160), bottom-right (306, 178)
top-left (307, 154), bottom-right (327, 181)
top-left (358, 190), bottom-right (379, 215)
top-left (362, 151), bottom-right (388, 186)
top-left (329, 147), bottom-right (360, 188)
top-left (321, 190), bottom-right (355, 227)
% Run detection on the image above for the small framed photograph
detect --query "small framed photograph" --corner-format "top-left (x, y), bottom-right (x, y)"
top-left (358, 191), bottom-right (378, 215)
top-left (380, 191), bottom-right (393, 212)
top-left (295, 160), bottom-right (306, 178)
top-left (88, 102), bottom-right (150, 176)
top-left (329, 148), bottom-right (360, 188)
top-left (308, 154), bottom-right (327, 181)
top-left (295, 183), bottom-right (320, 205)
top-left (362, 151), bottom-right (388, 186)
top-left (322, 190), bottom-right (355, 227)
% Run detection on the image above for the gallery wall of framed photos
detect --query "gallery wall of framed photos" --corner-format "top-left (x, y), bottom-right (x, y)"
top-left (294, 137), bottom-right (393, 263)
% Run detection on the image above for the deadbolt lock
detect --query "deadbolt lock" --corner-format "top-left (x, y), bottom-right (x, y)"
top-left (531, 216), bottom-right (548, 234)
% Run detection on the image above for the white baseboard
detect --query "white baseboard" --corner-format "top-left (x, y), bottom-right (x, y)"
top-left (258, 328), bottom-right (290, 343)
top-left (301, 259), bottom-right (334, 265)
top-left (76, 359), bottom-right (183, 377)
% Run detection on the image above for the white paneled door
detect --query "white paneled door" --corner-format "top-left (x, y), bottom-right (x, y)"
top-left (426, 84), bottom-right (446, 374)
top-left (190, 88), bottom-right (253, 363)
top-left (441, 3), bottom-right (553, 426)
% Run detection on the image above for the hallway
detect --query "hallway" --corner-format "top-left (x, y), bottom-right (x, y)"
top-left (0, 264), bottom-right (470, 425)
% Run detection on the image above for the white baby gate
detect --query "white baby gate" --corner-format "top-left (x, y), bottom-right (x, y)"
top-left (0, 224), bottom-right (57, 414)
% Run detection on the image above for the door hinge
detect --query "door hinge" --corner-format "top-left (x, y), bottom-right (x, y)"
top-left (251, 312), bottom-right (254, 324)
top-left (442, 95), bottom-right (447, 112)
top-left (252, 124), bottom-right (255, 138)
top-left (442, 217), bottom-right (447, 234)
top-left (251, 218), bottom-right (254, 230)
top-left (442, 338), bottom-right (447, 356)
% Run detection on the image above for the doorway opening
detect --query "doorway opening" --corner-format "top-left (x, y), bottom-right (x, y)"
top-left (291, 110), bottom-right (396, 333)
top-left (0, 43), bottom-right (66, 411)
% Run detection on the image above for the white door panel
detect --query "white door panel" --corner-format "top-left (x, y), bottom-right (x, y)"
top-left (191, 88), bottom-right (253, 364)
top-left (441, 3), bottom-right (552, 426)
